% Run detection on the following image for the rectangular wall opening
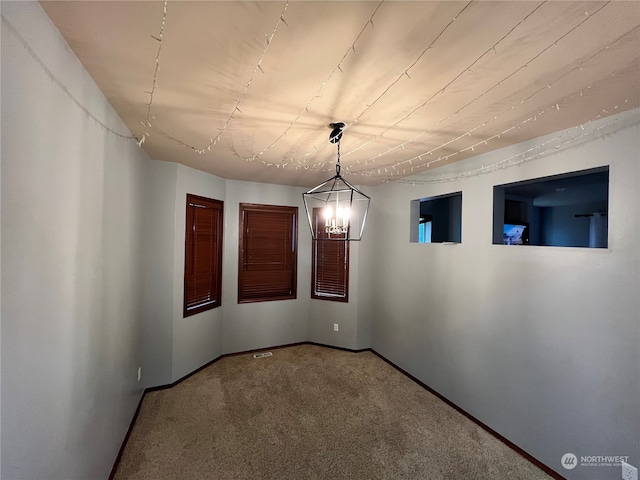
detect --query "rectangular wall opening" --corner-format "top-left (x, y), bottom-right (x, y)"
top-left (493, 166), bottom-right (609, 248)
top-left (411, 192), bottom-right (462, 244)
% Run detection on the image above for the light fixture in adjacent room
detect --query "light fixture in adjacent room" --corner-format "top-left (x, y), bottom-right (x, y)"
top-left (303, 123), bottom-right (371, 241)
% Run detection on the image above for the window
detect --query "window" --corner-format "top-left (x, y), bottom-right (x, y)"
top-left (238, 204), bottom-right (298, 303)
top-left (311, 208), bottom-right (349, 302)
top-left (418, 217), bottom-right (432, 244)
top-left (493, 166), bottom-right (609, 248)
top-left (410, 192), bottom-right (462, 243)
top-left (184, 194), bottom-right (223, 317)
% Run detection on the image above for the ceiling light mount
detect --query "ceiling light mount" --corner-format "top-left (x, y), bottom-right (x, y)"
top-left (303, 123), bottom-right (370, 241)
top-left (329, 122), bottom-right (345, 144)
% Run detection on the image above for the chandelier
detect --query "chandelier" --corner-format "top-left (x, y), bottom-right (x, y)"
top-left (302, 123), bottom-right (371, 241)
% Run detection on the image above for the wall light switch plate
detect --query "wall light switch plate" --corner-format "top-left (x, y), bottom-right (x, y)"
top-left (333, 323), bottom-right (339, 332)
top-left (137, 367), bottom-right (142, 382)
top-left (622, 461), bottom-right (638, 480)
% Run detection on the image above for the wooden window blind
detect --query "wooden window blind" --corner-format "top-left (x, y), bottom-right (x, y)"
top-left (184, 194), bottom-right (224, 317)
top-left (311, 208), bottom-right (349, 302)
top-left (238, 204), bottom-right (298, 303)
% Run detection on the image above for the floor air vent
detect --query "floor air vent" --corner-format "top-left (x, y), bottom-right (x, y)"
top-left (253, 352), bottom-right (272, 359)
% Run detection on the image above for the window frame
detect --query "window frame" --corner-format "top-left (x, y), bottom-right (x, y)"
top-left (183, 194), bottom-right (224, 318)
top-left (237, 203), bottom-right (298, 304)
top-left (311, 208), bottom-right (349, 302)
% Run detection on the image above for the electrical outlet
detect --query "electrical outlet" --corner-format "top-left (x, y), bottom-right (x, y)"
top-left (622, 461), bottom-right (638, 480)
top-left (333, 323), bottom-right (339, 332)
top-left (137, 367), bottom-right (142, 382)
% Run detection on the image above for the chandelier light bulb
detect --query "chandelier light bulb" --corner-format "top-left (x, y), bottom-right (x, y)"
top-left (337, 206), bottom-right (350, 222)
top-left (324, 206), bottom-right (333, 227)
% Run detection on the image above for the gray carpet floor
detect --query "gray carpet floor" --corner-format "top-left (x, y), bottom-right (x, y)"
top-left (114, 344), bottom-right (553, 479)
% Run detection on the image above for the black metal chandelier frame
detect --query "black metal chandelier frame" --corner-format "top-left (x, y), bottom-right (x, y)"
top-left (302, 123), bottom-right (371, 241)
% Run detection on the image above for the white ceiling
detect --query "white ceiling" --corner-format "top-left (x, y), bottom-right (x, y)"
top-left (40, 1), bottom-right (640, 187)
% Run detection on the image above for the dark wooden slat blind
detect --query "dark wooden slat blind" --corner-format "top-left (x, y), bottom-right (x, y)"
top-left (184, 194), bottom-right (223, 317)
top-left (238, 204), bottom-right (298, 303)
top-left (312, 208), bottom-right (349, 302)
